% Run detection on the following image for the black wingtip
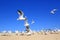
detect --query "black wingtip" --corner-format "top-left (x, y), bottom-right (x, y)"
top-left (17, 10), bottom-right (22, 13)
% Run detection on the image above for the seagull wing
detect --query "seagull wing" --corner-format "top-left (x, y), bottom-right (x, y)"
top-left (17, 10), bottom-right (24, 16)
top-left (31, 20), bottom-right (35, 24)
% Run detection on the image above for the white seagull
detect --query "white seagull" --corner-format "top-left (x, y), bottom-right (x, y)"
top-left (31, 20), bottom-right (35, 24)
top-left (50, 9), bottom-right (57, 14)
top-left (17, 10), bottom-right (26, 20)
top-left (24, 19), bottom-right (29, 26)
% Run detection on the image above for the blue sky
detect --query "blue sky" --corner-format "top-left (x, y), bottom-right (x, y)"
top-left (0, 0), bottom-right (60, 32)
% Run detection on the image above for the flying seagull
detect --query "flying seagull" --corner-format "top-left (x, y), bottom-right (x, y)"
top-left (24, 19), bottom-right (29, 27)
top-left (31, 20), bottom-right (35, 24)
top-left (50, 9), bottom-right (57, 14)
top-left (17, 10), bottom-right (26, 20)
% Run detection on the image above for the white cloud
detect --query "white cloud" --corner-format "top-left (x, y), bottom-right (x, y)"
top-left (50, 9), bottom-right (57, 14)
top-left (2, 30), bottom-right (7, 33)
top-left (15, 30), bottom-right (19, 33)
top-left (58, 29), bottom-right (60, 32)
top-left (8, 30), bottom-right (12, 33)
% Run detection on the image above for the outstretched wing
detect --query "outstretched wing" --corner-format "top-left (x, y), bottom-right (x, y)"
top-left (17, 10), bottom-right (24, 16)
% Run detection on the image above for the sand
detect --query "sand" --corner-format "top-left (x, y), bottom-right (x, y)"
top-left (0, 32), bottom-right (60, 40)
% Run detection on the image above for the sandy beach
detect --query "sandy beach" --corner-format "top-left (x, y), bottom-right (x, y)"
top-left (0, 31), bottom-right (60, 40)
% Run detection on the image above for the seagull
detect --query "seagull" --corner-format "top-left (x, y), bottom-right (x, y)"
top-left (17, 10), bottom-right (26, 20)
top-left (31, 20), bottom-right (35, 24)
top-left (50, 9), bottom-right (57, 14)
top-left (24, 19), bottom-right (29, 27)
